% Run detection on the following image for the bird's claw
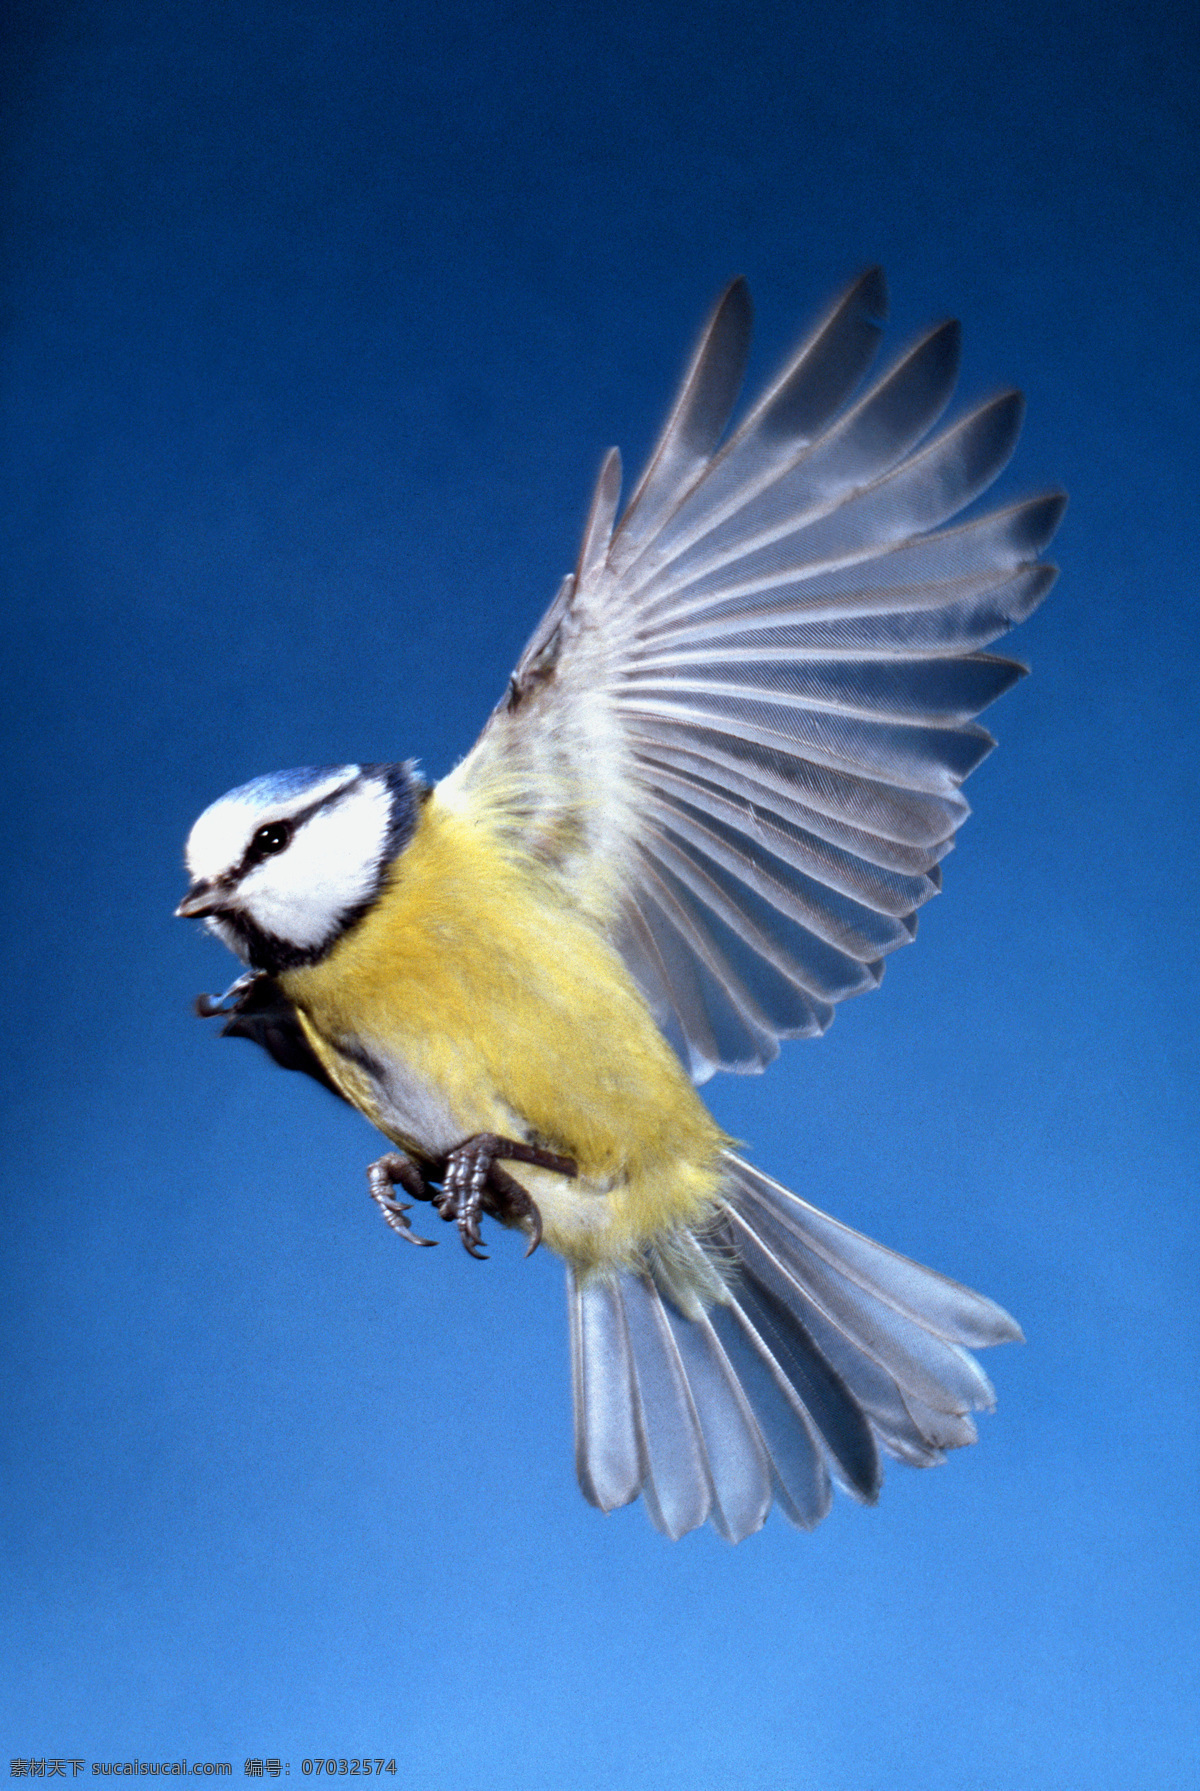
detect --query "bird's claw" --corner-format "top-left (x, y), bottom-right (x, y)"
top-left (489, 1163), bottom-right (544, 1257)
top-left (367, 1152), bottom-right (437, 1246)
top-left (368, 1135), bottom-right (574, 1259)
top-left (194, 971), bottom-right (260, 1018)
top-left (375, 1193), bottom-right (437, 1247)
top-left (436, 1133), bottom-right (573, 1259)
top-left (436, 1137), bottom-right (495, 1258)
top-left (435, 1192), bottom-right (488, 1259)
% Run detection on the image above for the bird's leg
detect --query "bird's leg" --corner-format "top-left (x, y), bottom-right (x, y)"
top-left (367, 1151), bottom-right (438, 1247)
top-left (435, 1134), bottom-right (577, 1260)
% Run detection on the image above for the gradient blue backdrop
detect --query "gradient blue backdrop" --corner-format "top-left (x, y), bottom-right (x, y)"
top-left (3, 2), bottom-right (1197, 1785)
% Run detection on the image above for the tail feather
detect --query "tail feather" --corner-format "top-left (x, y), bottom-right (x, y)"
top-left (618, 1270), bottom-right (714, 1540)
top-left (570, 1264), bottom-right (780, 1542)
top-left (715, 1271), bottom-right (881, 1504)
top-left (701, 1292), bottom-right (834, 1529)
top-left (726, 1219), bottom-right (966, 1467)
top-left (656, 1298), bottom-right (774, 1543)
top-left (568, 1152), bottom-right (1021, 1541)
top-left (726, 1197), bottom-right (997, 1416)
top-left (568, 1271), bottom-right (642, 1513)
top-left (731, 1161), bottom-right (1024, 1349)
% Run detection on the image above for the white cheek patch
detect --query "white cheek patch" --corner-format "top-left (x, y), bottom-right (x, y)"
top-left (185, 768), bottom-right (359, 884)
top-left (238, 778), bottom-right (395, 950)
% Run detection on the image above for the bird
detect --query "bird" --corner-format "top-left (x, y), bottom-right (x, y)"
top-left (177, 268), bottom-right (1063, 1542)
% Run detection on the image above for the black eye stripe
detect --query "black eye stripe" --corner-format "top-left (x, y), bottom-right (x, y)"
top-left (228, 765), bottom-right (422, 886)
top-left (234, 780), bottom-right (352, 880)
top-left (240, 818), bottom-right (296, 873)
top-left (237, 775), bottom-right (363, 879)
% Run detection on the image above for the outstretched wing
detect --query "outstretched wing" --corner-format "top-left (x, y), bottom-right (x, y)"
top-left (439, 270), bottom-right (1064, 1082)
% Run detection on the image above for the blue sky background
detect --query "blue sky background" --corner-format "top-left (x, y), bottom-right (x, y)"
top-left (3, 1), bottom-right (1197, 1784)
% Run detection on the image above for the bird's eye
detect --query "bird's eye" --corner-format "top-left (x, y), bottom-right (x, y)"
top-left (251, 820), bottom-right (293, 858)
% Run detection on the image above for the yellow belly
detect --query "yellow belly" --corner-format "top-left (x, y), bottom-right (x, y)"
top-left (280, 794), bottom-right (729, 1268)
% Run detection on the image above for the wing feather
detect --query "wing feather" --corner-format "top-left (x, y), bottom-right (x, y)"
top-left (441, 273), bottom-right (1063, 1077)
top-left (613, 266), bottom-right (888, 583)
top-left (610, 279), bottom-right (753, 575)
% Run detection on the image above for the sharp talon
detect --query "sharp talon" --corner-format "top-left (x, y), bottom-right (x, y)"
top-left (368, 1153), bottom-right (438, 1246)
top-left (394, 1209), bottom-right (438, 1247)
top-left (374, 1198), bottom-right (437, 1247)
top-left (436, 1133), bottom-right (569, 1259)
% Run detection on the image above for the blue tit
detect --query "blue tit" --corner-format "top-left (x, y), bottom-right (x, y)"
top-left (178, 269), bottom-right (1063, 1542)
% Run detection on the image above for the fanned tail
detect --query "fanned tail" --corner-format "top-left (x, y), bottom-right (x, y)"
top-left (568, 1151), bottom-right (1022, 1541)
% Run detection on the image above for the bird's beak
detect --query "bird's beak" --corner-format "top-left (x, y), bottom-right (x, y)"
top-left (176, 880), bottom-right (220, 919)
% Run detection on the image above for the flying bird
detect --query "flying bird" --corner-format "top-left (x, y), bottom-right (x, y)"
top-left (178, 269), bottom-right (1062, 1541)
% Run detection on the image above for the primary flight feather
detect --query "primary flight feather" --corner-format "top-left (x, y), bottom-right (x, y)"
top-left (179, 269), bottom-right (1062, 1540)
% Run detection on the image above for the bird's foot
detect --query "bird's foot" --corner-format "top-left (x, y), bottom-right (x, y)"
top-left (194, 971), bottom-right (262, 1018)
top-left (367, 1151), bottom-right (438, 1247)
top-left (433, 1133), bottom-right (577, 1260)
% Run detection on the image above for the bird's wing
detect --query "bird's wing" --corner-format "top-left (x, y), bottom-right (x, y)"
top-left (438, 270), bottom-right (1064, 1082)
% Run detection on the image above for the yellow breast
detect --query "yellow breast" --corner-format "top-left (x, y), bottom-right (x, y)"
top-left (280, 793), bottom-right (728, 1266)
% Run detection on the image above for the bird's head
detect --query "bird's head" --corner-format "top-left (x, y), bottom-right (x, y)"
top-left (177, 761), bottom-right (425, 972)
